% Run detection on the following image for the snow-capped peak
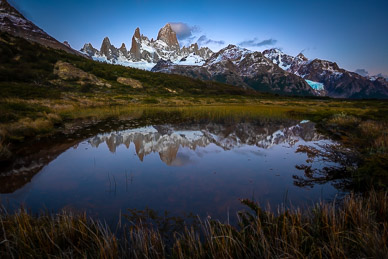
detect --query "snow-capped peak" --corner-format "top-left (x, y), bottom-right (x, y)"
top-left (81, 25), bottom-right (214, 71)
top-left (205, 45), bottom-right (253, 66)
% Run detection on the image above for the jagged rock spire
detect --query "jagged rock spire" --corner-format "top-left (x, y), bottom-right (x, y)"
top-left (100, 37), bottom-right (119, 60)
top-left (119, 43), bottom-right (128, 57)
top-left (82, 24), bottom-right (214, 65)
top-left (100, 37), bottom-right (111, 53)
top-left (296, 53), bottom-right (308, 61)
top-left (80, 43), bottom-right (99, 56)
top-left (157, 23), bottom-right (180, 51)
top-left (130, 27), bottom-right (141, 60)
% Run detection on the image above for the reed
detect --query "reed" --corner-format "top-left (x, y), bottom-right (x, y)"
top-left (1, 191), bottom-right (387, 258)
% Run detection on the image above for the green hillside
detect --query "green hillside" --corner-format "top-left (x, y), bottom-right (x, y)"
top-left (0, 32), bottom-right (255, 100)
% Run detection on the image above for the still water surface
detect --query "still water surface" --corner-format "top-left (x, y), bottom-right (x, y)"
top-left (1, 117), bottom-right (341, 223)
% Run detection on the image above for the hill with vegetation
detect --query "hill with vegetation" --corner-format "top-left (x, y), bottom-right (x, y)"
top-left (0, 32), bottom-right (257, 100)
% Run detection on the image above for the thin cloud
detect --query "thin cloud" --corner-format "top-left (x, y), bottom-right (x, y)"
top-left (300, 48), bottom-right (310, 53)
top-left (355, 69), bottom-right (369, 77)
top-left (375, 73), bottom-right (388, 80)
top-left (169, 22), bottom-right (200, 40)
top-left (238, 38), bottom-right (277, 47)
top-left (181, 36), bottom-right (196, 46)
top-left (197, 35), bottom-right (225, 46)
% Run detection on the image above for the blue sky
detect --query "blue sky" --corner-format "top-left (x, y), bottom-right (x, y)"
top-left (9, 0), bottom-right (388, 76)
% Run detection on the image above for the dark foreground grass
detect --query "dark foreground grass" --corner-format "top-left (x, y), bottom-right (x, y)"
top-left (1, 191), bottom-right (387, 258)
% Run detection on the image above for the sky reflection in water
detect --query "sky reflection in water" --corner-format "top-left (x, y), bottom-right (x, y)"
top-left (1, 119), bottom-right (340, 223)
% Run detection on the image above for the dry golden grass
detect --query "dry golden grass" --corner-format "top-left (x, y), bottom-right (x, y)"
top-left (7, 117), bottom-right (53, 137)
top-left (0, 128), bottom-right (11, 161)
top-left (359, 120), bottom-right (384, 135)
top-left (374, 134), bottom-right (388, 152)
top-left (1, 191), bottom-right (387, 258)
top-left (359, 121), bottom-right (388, 152)
top-left (328, 112), bottom-right (361, 126)
top-left (0, 210), bottom-right (119, 258)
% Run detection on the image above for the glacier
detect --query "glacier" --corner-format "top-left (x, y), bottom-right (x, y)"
top-left (305, 79), bottom-right (325, 91)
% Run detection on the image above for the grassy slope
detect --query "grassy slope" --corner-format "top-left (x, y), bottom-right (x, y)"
top-left (0, 32), bottom-right (255, 100)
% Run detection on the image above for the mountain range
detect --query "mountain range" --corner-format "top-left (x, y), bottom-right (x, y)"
top-left (79, 23), bottom-right (388, 98)
top-left (1, 0), bottom-right (387, 99)
top-left (149, 43), bottom-right (388, 98)
top-left (81, 24), bottom-right (213, 70)
top-left (263, 49), bottom-right (388, 98)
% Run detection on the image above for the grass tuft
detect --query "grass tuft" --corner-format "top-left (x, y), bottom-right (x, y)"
top-left (1, 191), bottom-right (387, 258)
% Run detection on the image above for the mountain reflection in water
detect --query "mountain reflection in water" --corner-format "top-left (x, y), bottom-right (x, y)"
top-left (0, 119), bottom-right (341, 223)
top-left (89, 121), bottom-right (322, 166)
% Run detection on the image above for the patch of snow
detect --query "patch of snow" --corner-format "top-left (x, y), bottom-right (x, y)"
top-left (173, 130), bottom-right (204, 141)
top-left (206, 46), bottom-right (252, 66)
top-left (331, 71), bottom-right (343, 78)
top-left (91, 55), bottom-right (156, 71)
top-left (141, 42), bottom-right (156, 54)
top-left (174, 53), bottom-right (205, 66)
top-left (117, 60), bottom-right (156, 71)
top-left (279, 62), bottom-right (291, 71)
top-left (154, 40), bottom-right (168, 48)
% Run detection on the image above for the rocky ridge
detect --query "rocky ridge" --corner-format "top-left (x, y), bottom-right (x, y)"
top-left (263, 48), bottom-right (388, 98)
top-left (152, 45), bottom-right (314, 95)
top-left (0, 0), bottom-right (85, 57)
top-left (81, 24), bottom-right (213, 70)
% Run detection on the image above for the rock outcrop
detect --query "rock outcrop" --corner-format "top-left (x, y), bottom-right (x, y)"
top-left (53, 61), bottom-right (111, 87)
top-left (117, 77), bottom-right (143, 88)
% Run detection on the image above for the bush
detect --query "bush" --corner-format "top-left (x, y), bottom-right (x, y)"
top-left (142, 97), bottom-right (159, 104)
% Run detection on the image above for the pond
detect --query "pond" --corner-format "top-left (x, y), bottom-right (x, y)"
top-left (0, 108), bottom-right (344, 224)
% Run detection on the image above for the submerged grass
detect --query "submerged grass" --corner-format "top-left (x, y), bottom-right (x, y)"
top-left (309, 112), bottom-right (388, 190)
top-left (1, 191), bottom-right (387, 258)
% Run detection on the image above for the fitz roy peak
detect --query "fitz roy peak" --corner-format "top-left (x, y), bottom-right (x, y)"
top-left (81, 24), bottom-right (213, 70)
top-left (156, 23), bottom-right (179, 51)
